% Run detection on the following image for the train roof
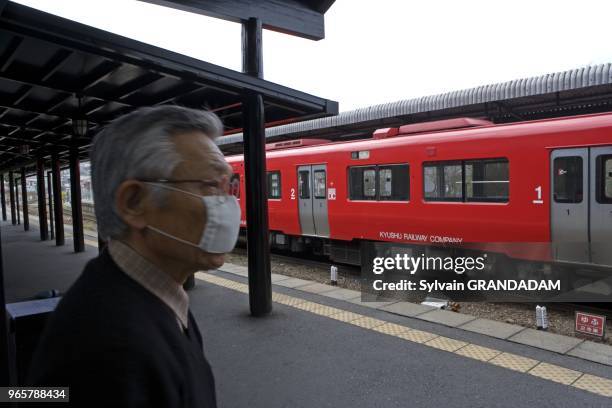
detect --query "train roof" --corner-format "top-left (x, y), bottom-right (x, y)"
top-left (225, 111), bottom-right (612, 161)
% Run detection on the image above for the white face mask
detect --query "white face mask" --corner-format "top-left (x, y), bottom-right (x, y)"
top-left (144, 183), bottom-right (241, 254)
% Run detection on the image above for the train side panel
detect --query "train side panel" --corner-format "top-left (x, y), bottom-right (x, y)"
top-left (226, 112), bottom-right (612, 263)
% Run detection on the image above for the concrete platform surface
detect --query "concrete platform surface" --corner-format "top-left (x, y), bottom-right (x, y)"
top-left (218, 263), bottom-right (248, 277)
top-left (271, 273), bottom-right (291, 283)
top-left (220, 263), bottom-right (612, 366)
top-left (417, 308), bottom-right (478, 327)
top-left (509, 328), bottom-right (585, 354)
top-left (297, 282), bottom-right (339, 295)
top-left (568, 341), bottom-right (612, 366)
top-left (273, 276), bottom-right (312, 288)
top-left (322, 287), bottom-right (361, 301)
top-left (2, 223), bottom-right (97, 303)
top-left (459, 318), bottom-right (526, 340)
top-left (3, 222), bottom-right (612, 406)
top-left (379, 301), bottom-right (436, 317)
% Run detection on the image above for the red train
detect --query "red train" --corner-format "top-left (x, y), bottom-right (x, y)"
top-left (226, 113), bottom-right (612, 272)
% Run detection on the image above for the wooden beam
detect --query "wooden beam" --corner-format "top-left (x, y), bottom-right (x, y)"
top-left (141, 0), bottom-right (327, 40)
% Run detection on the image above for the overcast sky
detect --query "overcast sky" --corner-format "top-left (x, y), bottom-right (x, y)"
top-left (14, 0), bottom-right (612, 112)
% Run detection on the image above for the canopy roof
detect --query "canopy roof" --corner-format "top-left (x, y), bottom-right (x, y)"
top-left (217, 63), bottom-right (612, 153)
top-left (141, 0), bottom-right (336, 40)
top-left (0, 1), bottom-right (338, 171)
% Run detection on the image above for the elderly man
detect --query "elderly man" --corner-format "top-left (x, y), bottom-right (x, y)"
top-left (27, 106), bottom-right (240, 407)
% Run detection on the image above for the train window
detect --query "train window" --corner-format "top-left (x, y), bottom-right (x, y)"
top-left (229, 174), bottom-right (240, 199)
top-left (596, 155), bottom-right (612, 204)
top-left (423, 165), bottom-right (439, 199)
top-left (298, 171), bottom-right (310, 199)
top-left (443, 164), bottom-right (463, 199)
top-left (363, 169), bottom-right (376, 198)
top-left (314, 170), bottom-right (326, 198)
top-left (606, 157), bottom-right (612, 200)
top-left (553, 156), bottom-right (583, 203)
top-left (379, 168), bottom-right (392, 197)
top-left (267, 171), bottom-right (281, 199)
top-left (348, 166), bottom-right (376, 200)
top-left (465, 159), bottom-right (509, 202)
top-left (423, 161), bottom-right (463, 201)
top-left (378, 164), bottom-right (410, 201)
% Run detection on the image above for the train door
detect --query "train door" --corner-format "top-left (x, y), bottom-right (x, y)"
top-left (551, 148), bottom-right (589, 263)
top-left (590, 146), bottom-right (612, 266)
top-left (297, 165), bottom-right (330, 237)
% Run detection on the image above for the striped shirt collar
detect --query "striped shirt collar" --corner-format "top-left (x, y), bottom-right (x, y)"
top-left (108, 239), bottom-right (189, 329)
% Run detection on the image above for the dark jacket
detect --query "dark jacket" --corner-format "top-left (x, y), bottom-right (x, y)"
top-left (27, 249), bottom-right (217, 408)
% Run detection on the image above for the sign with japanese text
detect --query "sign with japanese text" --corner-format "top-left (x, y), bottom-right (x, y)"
top-left (575, 312), bottom-right (606, 338)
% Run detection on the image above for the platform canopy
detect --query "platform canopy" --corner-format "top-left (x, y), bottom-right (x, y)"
top-left (217, 63), bottom-right (612, 154)
top-left (0, 0), bottom-right (338, 172)
top-left (141, 0), bottom-right (336, 40)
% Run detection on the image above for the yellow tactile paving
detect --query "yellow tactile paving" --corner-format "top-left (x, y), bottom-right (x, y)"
top-left (349, 316), bottom-right (386, 329)
top-left (371, 322), bottom-right (412, 337)
top-left (528, 362), bottom-right (582, 385)
top-left (199, 272), bottom-right (612, 399)
top-left (454, 344), bottom-right (501, 362)
top-left (395, 329), bottom-right (438, 344)
top-left (195, 273), bottom-right (246, 292)
top-left (327, 310), bottom-right (363, 323)
top-left (292, 301), bottom-right (342, 317)
top-left (219, 279), bottom-right (241, 287)
top-left (425, 336), bottom-right (468, 352)
top-left (229, 284), bottom-right (249, 293)
top-left (572, 374), bottom-right (612, 397)
top-left (273, 294), bottom-right (308, 307)
top-left (222, 281), bottom-right (248, 291)
top-left (194, 272), bottom-right (216, 281)
top-left (197, 274), bottom-right (230, 285)
top-left (489, 352), bottom-right (539, 373)
top-left (271, 292), bottom-right (291, 303)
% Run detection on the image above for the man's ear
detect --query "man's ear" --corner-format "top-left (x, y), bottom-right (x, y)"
top-left (115, 180), bottom-right (150, 230)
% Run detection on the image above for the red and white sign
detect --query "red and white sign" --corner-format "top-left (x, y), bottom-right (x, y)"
top-left (575, 312), bottom-right (606, 337)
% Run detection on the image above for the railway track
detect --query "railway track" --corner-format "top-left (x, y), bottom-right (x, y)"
top-left (232, 246), bottom-right (360, 276)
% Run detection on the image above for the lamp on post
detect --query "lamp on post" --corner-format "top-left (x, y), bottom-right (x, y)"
top-left (72, 117), bottom-right (88, 138)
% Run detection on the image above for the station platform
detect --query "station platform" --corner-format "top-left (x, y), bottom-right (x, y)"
top-left (2, 221), bottom-right (612, 407)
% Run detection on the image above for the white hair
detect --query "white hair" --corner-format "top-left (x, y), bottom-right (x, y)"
top-left (91, 105), bottom-right (223, 240)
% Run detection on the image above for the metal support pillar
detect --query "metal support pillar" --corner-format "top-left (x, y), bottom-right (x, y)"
top-left (47, 171), bottom-right (54, 240)
top-left (8, 171), bottom-right (15, 225)
top-left (69, 147), bottom-right (84, 252)
top-left (36, 158), bottom-right (48, 240)
top-left (0, 223), bottom-right (11, 385)
top-left (14, 178), bottom-right (19, 225)
top-left (242, 17), bottom-right (271, 316)
top-left (20, 167), bottom-right (28, 231)
top-left (51, 154), bottom-right (64, 246)
top-left (0, 174), bottom-right (6, 221)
